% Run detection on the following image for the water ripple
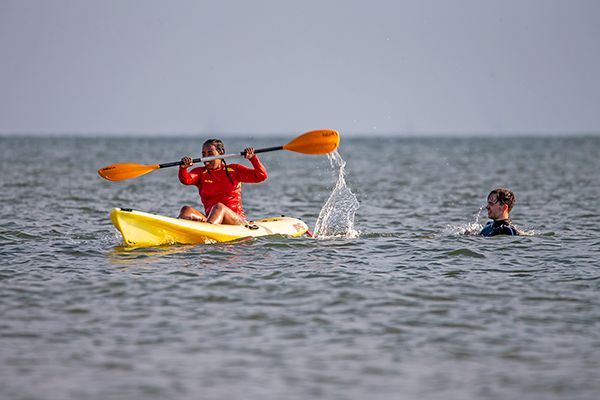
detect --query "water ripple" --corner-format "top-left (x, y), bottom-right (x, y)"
top-left (2, 137), bottom-right (600, 400)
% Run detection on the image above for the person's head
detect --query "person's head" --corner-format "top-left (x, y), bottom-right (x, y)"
top-left (486, 188), bottom-right (515, 220)
top-left (202, 139), bottom-right (225, 169)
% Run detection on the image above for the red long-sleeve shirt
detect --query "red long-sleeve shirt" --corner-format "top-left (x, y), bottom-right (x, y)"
top-left (178, 156), bottom-right (267, 219)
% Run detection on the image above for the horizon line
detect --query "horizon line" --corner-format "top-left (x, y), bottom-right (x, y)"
top-left (1, 131), bottom-right (599, 138)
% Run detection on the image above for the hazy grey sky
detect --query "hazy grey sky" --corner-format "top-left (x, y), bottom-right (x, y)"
top-left (1, 0), bottom-right (599, 136)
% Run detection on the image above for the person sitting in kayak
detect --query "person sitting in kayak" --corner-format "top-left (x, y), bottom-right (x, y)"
top-left (178, 139), bottom-right (268, 225)
top-left (480, 188), bottom-right (520, 236)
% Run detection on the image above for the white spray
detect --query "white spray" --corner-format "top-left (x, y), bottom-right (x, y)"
top-left (314, 151), bottom-right (360, 239)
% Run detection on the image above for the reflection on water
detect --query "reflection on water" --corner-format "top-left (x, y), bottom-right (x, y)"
top-left (108, 238), bottom-right (255, 269)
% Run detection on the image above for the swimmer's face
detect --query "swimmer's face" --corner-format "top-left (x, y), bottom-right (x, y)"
top-left (486, 193), bottom-right (506, 220)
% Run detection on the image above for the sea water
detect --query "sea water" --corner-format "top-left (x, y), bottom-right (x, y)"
top-left (1, 135), bottom-right (599, 400)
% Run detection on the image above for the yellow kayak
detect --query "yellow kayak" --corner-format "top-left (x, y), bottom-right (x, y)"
top-left (110, 208), bottom-right (310, 247)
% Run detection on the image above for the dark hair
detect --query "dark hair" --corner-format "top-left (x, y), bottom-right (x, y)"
top-left (203, 138), bottom-right (225, 154)
top-left (202, 138), bottom-right (233, 184)
top-left (488, 188), bottom-right (516, 212)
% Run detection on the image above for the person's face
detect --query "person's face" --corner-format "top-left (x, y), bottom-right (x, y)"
top-left (486, 193), bottom-right (506, 220)
top-left (202, 144), bottom-right (222, 170)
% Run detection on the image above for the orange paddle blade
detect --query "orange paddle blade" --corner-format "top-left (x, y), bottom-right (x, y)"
top-left (283, 129), bottom-right (340, 155)
top-left (98, 163), bottom-right (160, 181)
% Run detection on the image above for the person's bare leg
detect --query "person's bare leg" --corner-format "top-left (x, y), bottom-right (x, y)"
top-left (206, 203), bottom-right (246, 225)
top-left (178, 205), bottom-right (207, 222)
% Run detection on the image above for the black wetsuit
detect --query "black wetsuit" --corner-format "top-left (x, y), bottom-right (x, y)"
top-left (480, 219), bottom-right (519, 237)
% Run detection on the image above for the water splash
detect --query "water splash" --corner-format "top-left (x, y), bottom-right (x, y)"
top-left (444, 205), bottom-right (486, 236)
top-left (314, 151), bottom-right (360, 239)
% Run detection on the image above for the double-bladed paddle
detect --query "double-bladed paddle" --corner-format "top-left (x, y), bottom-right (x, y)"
top-left (98, 129), bottom-right (340, 181)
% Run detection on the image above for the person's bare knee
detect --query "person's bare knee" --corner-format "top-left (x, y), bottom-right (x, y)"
top-left (179, 205), bottom-right (206, 222)
top-left (178, 206), bottom-right (188, 218)
top-left (179, 206), bottom-right (190, 216)
top-left (207, 203), bottom-right (225, 224)
top-left (207, 203), bottom-right (244, 225)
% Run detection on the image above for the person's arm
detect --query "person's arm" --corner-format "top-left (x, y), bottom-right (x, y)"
top-left (178, 156), bottom-right (201, 185)
top-left (235, 151), bottom-right (268, 183)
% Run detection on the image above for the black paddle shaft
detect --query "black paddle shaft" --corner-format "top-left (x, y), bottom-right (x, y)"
top-left (158, 145), bottom-right (284, 169)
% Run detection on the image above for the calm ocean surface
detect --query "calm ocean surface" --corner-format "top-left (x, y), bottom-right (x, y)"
top-left (1, 135), bottom-right (599, 400)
